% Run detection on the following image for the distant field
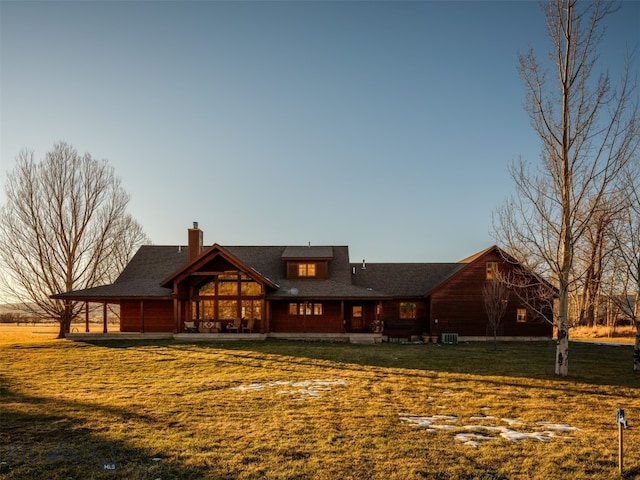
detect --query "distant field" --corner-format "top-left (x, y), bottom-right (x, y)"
top-left (1, 325), bottom-right (639, 479)
top-left (0, 324), bottom-right (60, 344)
top-left (571, 325), bottom-right (636, 344)
top-left (1, 322), bottom-right (636, 343)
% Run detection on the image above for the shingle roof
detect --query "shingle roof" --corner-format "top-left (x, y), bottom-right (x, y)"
top-left (227, 245), bottom-right (378, 298)
top-left (52, 244), bottom-right (469, 300)
top-left (281, 246), bottom-right (334, 260)
top-left (351, 263), bottom-right (465, 297)
top-left (224, 245), bottom-right (352, 285)
top-left (52, 246), bottom-right (188, 300)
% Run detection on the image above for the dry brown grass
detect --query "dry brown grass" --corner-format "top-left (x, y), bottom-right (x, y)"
top-left (1, 325), bottom-right (639, 479)
top-left (0, 323), bottom-right (60, 344)
top-left (571, 325), bottom-right (637, 343)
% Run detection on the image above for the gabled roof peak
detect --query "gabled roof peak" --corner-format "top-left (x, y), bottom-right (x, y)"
top-left (458, 245), bottom-right (501, 264)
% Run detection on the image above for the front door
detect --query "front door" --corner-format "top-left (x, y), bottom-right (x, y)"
top-left (350, 305), bottom-right (365, 331)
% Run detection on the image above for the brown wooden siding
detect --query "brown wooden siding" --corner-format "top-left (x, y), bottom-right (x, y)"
top-left (429, 251), bottom-right (552, 337)
top-left (120, 300), bottom-right (174, 332)
top-left (270, 300), bottom-right (343, 333)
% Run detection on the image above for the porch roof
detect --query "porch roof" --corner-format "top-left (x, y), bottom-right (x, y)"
top-left (51, 245), bottom-right (186, 300)
top-left (50, 281), bottom-right (173, 301)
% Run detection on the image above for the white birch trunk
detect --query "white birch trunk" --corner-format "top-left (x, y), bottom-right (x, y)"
top-left (556, 285), bottom-right (570, 376)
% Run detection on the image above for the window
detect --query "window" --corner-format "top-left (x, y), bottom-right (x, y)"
top-left (399, 302), bottom-right (417, 319)
top-left (197, 281), bottom-right (215, 296)
top-left (517, 308), bottom-right (527, 323)
top-left (242, 300), bottom-right (261, 320)
top-left (218, 300), bottom-right (237, 320)
top-left (352, 306), bottom-right (363, 318)
top-left (218, 274), bottom-right (238, 295)
top-left (486, 262), bottom-right (498, 280)
top-left (241, 278), bottom-right (261, 295)
top-left (298, 263), bottom-right (316, 277)
top-left (191, 300), bottom-right (214, 320)
top-left (191, 271), bottom-right (263, 324)
top-left (288, 302), bottom-right (323, 315)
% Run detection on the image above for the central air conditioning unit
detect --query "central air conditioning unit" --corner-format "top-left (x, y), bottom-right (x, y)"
top-left (441, 333), bottom-right (458, 344)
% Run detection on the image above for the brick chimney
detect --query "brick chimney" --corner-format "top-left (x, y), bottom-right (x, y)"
top-left (188, 222), bottom-right (203, 262)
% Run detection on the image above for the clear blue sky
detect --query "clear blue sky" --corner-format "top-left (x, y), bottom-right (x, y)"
top-left (1, 0), bottom-right (638, 264)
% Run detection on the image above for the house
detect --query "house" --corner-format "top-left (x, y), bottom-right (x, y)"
top-left (53, 224), bottom-right (553, 341)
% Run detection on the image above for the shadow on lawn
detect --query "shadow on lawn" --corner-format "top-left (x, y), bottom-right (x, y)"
top-left (624, 465), bottom-right (640, 480)
top-left (0, 375), bottom-right (211, 480)
top-left (82, 338), bottom-right (640, 390)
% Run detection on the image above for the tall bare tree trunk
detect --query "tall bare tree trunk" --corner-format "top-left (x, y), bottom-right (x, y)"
top-left (493, 0), bottom-right (638, 376)
top-left (57, 307), bottom-right (73, 339)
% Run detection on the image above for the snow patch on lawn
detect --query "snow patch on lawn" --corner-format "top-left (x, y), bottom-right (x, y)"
top-left (233, 379), bottom-right (347, 400)
top-left (535, 421), bottom-right (580, 432)
top-left (501, 417), bottom-right (524, 426)
top-left (454, 432), bottom-right (495, 447)
top-left (401, 414), bottom-right (579, 447)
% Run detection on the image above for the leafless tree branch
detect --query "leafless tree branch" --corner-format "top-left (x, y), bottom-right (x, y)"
top-left (0, 142), bottom-right (149, 337)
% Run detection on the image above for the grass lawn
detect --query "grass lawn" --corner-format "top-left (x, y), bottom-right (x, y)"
top-left (1, 325), bottom-right (639, 479)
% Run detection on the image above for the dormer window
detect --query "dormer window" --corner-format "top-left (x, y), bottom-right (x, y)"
top-left (298, 263), bottom-right (316, 277)
top-left (282, 246), bottom-right (333, 280)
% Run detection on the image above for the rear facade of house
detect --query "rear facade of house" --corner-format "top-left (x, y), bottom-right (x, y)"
top-left (54, 225), bottom-right (553, 340)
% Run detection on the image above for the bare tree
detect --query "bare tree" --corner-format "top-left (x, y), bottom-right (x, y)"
top-left (572, 194), bottom-right (626, 327)
top-left (498, 263), bottom-right (558, 328)
top-left (494, 0), bottom-right (639, 375)
top-left (0, 142), bottom-right (149, 338)
top-left (609, 167), bottom-right (640, 370)
top-left (482, 276), bottom-right (509, 350)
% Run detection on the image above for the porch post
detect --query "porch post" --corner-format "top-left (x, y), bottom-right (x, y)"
top-left (85, 302), bottom-right (90, 332)
top-left (303, 301), bottom-right (307, 333)
top-left (102, 302), bottom-right (108, 333)
top-left (173, 297), bottom-right (179, 334)
top-left (341, 301), bottom-right (345, 333)
top-left (140, 300), bottom-right (145, 333)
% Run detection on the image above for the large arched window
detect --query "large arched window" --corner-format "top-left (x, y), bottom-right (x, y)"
top-left (191, 272), bottom-right (263, 324)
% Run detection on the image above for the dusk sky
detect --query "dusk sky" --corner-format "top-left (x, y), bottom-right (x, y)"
top-left (1, 0), bottom-right (638, 266)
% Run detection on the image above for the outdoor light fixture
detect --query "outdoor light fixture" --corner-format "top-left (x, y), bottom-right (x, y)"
top-left (616, 408), bottom-right (630, 475)
top-left (616, 409), bottom-right (629, 428)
